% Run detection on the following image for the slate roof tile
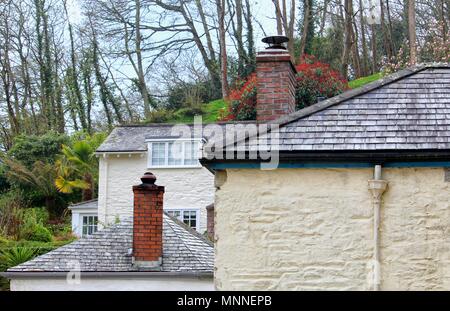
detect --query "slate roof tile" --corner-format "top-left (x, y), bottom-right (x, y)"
top-left (8, 214), bottom-right (213, 273)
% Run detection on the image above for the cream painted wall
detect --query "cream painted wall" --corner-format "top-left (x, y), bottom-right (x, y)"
top-left (97, 153), bottom-right (214, 233)
top-left (214, 167), bottom-right (450, 290)
top-left (10, 277), bottom-right (214, 291)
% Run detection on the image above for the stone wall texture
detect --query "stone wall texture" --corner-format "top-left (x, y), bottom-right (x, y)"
top-left (98, 154), bottom-right (214, 233)
top-left (214, 167), bottom-right (450, 290)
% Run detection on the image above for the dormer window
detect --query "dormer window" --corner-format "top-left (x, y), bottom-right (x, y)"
top-left (147, 139), bottom-right (201, 168)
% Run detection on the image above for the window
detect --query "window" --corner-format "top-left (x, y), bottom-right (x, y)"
top-left (148, 140), bottom-right (200, 168)
top-left (82, 215), bottom-right (98, 237)
top-left (166, 210), bottom-right (198, 230)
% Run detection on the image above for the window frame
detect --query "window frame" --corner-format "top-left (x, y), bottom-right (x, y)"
top-left (81, 214), bottom-right (98, 237)
top-left (147, 138), bottom-right (202, 169)
top-left (165, 209), bottom-right (200, 231)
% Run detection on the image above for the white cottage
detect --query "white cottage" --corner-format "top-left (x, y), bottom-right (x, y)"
top-left (70, 124), bottom-right (225, 236)
top-left (4, 172), bottom-right (214, 291)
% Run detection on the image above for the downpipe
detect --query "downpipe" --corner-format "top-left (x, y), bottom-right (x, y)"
top-left (368, 165), bottom-right (388, 291)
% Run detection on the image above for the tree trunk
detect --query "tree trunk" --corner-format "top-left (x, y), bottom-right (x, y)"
top-left (216, 0), bottom-right (229, 98)
top-left (359, 0), bottom-right (369, 76)
top-left (299, 0), bottom-right (312, 56)
top-left (134, 0), bottom-right (152, 117)
top-left (272, 0), bottom-right (283, 35)
top-left (380, 0), bottom-right (392, 60)
top-left (408, 0), bottom-right (417, 65)
top-left (341, 0), bottom-right (352, 78)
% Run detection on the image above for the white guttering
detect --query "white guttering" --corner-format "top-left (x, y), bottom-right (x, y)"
top-left (368, 165), bottom-right (388, 291)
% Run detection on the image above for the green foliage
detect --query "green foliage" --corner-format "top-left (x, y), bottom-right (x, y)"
top-left (349, 73), bottom-right (382, 89)
top-left (18, 207), bottom-right (51, 242)
top-left (0, 246), bottom-right (37, 268)
top-left (0, 190), bottom-right (29, 239)
top-left (144, 99), bottom-right (227, 124)
top-left (26, 224), bottom-right (53, 242)
top-left (146, 109), bottom-right (175, 123)
top-left (166, 80), bottom-right (220, 111)
top-left (55, 132), bottom-right (105, 200)
top-left (8, 132), bottom-right (69, 167)
top-left (0, 165), bottom-right (10, 194)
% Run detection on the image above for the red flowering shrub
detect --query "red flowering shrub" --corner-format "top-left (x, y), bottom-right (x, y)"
top-left (223, 73), bottom-right (257, 121)
top-left (223, 55), bottom-right (348, 120)
top-left (295, 55), bottom-right (349, 109)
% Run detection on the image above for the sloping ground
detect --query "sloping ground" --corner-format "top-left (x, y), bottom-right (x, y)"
top-left (159, 73), bottom-right (382, 124)
top-left (349, 72), bottom-right (382, 89)
top-left (168, 99), bottom-right (226, 123)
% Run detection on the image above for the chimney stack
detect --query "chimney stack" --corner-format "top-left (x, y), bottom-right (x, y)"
top-left (256, 36), bottom-right (297, 122)
top-left (132, 172), bottom-right (164, 269)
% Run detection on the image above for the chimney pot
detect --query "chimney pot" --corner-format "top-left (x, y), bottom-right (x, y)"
top-left (261, 35), bottom-right (289, 50)
top-left (141, 172), bottom-right (157, 185)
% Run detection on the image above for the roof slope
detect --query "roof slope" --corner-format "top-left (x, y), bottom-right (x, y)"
top-left (249, 64), bottom-right (450, 152)
top-left (8, 214), bottom-right (213, 273)
top-left (97, 121), bottom-right (255, 153)
top-left (68, 199), bottom-right (98, 210)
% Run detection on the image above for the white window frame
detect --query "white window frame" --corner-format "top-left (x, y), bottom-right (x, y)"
top-left (165, 209), bottom-right (200, 231)
top-left (80, 214), bottom-right (98, 237)
top-left (147, 138), bottom-right (203, 169)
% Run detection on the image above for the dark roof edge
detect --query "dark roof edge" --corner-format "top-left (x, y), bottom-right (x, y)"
top-left (201, 149), bottom-right (450, 164)
top-left (274, 63), bottom-right (450, 128)
top-left (1, 271), bottom-right (213, 279)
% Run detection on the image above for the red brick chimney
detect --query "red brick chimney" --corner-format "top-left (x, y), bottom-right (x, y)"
top-left (256, 36), bottom-right (297, 122)
top-left (132, 172), bottom-right (164, 269)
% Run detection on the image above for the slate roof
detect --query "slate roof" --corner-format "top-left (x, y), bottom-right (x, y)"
top-left (68, 199), bottom-right (98, 210)
top-left (7, 214), bottom-right (214, 273)
top-left (215, 64), bottom-right (450, 155)
top-left (96, 121), bottom-right (255, 153)
top-left (273, 65), bottom-right (450, 151)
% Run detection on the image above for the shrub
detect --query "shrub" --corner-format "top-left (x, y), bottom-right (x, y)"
top-left (26, 224), bottom-right (53, 242)
top-left (145, 109), bottom-right (175, 123)
top-left (224, 73), bottom-right (257, 121)
top-left (295, 55), bottom-right (349, 109)
top-left (224, 56), bottom-right (348, 120)
top-left (0, 190), bottom-right (28, 239)
top-left (0, 246), bottom-right (37, 268)
top-left (7, 132), bottom-right (69, 168)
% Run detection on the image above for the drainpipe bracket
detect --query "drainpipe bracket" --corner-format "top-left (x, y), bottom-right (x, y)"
top-left (368, 179), bottom-right (388, 199)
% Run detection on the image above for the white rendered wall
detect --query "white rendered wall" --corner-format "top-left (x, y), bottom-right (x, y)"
top-left (97, 153), bottom-right (214, 233)
top-left (10, 277), bottom-right (214, 291)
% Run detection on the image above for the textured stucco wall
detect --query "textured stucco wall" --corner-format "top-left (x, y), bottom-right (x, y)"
top-left (214, 167), bottom-right (450, 290)
top-left (97, 154), bottom-right (214, 233)
top-left (10, 277), bottom-right (214, 291)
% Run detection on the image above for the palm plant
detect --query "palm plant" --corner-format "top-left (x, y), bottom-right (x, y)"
top-left (0, 246), bottom-right (37, 269)
top-left (55, 140), bottom-right (98, 201)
